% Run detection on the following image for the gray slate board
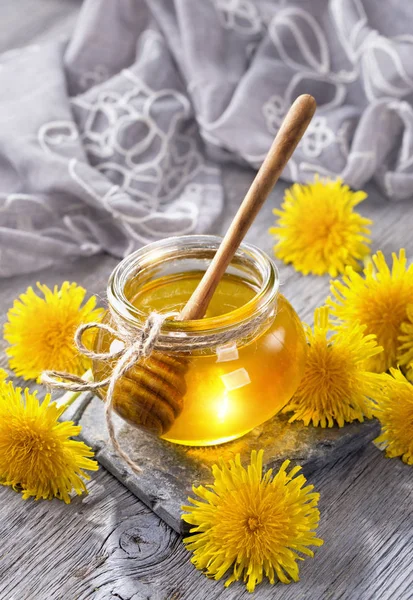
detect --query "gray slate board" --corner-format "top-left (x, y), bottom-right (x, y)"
top-left (77, 396), bottom-right (380, 534)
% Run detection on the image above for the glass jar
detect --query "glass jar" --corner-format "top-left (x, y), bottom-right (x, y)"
top-left (93, 235), bottom-right (307, 446)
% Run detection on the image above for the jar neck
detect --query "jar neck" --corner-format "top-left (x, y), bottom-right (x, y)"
top-left (107, 235), bottom-right (279, 351)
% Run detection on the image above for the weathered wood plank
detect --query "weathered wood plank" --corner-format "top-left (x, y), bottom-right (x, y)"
top-left (1, 443), bottom-right (411, 600)
top-left (2, 170), bottom-right (401, 536)
top-left (1, 2), bottom-right (413, 599)
top-left (2, 168), bottom-right (413, 600)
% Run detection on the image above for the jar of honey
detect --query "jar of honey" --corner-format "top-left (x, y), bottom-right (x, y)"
top-left (93, 235), bottom-right (307, 446)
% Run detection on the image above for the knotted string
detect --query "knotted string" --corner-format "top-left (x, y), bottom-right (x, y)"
top-left (42, 311), bottom-right (175, 474)
top-left (42, 301), bottom-right (274, 475)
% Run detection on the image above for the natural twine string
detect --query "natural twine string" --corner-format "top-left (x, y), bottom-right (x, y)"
top-left (42, 304), bottom-right (274, 475)
top-left (42, 311), bottom-right (173, 475)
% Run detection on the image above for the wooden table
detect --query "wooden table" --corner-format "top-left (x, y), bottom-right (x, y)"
top-left (1, 3), bottom-right (412, 599)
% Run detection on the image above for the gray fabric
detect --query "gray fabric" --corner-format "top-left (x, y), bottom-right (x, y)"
top-left (1, 0), bottom-right (413, 277)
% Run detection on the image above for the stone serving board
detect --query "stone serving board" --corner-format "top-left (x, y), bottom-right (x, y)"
top-left (67, 393), bottom-right (380, 534)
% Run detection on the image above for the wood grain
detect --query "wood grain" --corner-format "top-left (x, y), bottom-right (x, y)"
top-left (2, 169), bottom-right (413, 600)
top-left (0, 444), bottom-right (411, 600)
top-left (180, 94), bottom-right (316, 320)
top-left (1, 2), bottom-right (413, 600)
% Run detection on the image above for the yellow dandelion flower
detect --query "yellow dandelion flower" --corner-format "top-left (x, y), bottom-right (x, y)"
top-left (0, 369), bottom-right (7, 383)
top-left (269, 177), bottom-right (371, 277)
top-left (329, 249), bottom-right (413, 373)
top-left (374, 369), bottom-right (413, 465)
top-left (0, 378), bottom-right (98, 502)
top-left (4, 282), bottom-right (103, 380)
top-left (398, 304), bottom-right (413, 380)
top-left (182, 450), bottom-right (323, 593)
top-left (283, 307), bottom-right (385, 428)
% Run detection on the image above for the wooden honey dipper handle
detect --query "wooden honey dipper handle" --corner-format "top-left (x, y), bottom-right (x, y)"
top-left (180, 94), bottom-right (316, 321)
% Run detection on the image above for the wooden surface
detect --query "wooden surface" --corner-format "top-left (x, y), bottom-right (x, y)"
top-left (1, 3), bottom-right (413, 599)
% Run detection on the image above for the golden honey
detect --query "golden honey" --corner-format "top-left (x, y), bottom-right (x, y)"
top-left (93, 236), bottom-right (307, 446)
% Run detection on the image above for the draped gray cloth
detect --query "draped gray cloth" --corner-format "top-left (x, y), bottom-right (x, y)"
top-left (1, 0), bottom-right (413, 277)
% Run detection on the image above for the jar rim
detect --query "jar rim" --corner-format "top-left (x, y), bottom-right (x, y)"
top-left (107, 235), bottom-right (279, 336)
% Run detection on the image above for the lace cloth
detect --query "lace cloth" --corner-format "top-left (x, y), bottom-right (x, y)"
top-left (1, 0), bottom-right (413, 276)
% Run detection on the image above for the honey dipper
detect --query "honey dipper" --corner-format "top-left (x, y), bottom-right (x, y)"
top-left (112, 94), bottom-right (316, 435)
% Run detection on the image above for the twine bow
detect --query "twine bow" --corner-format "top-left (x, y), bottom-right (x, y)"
top-left (42, 311), bottom-right (176, 474)
top-left (43, 299), bottom-right (274, 475)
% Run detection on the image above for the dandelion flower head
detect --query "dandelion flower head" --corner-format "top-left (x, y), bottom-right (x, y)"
top-left (284, 307), bottom-right (385, 427)
top-left (182, 450), bottom-right (323, 592)
top-left (329, 249), bottom-right (413, 373)
top-left (374, 369), bottom-right (413, 465)
top-left (4, 282), bottom-right (103, 380)
top-left (270, 177), bottom-right (371, 277)
top-left (0, 379), bottom-right (98, 502)
top-left (398, 304), bottom-right (413, 381)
